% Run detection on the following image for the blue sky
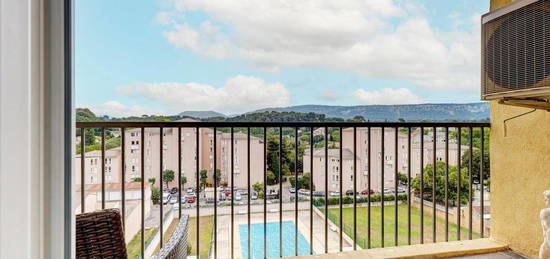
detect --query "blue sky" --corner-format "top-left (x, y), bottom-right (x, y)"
top-left (76, 0), bottom-right (489, 117)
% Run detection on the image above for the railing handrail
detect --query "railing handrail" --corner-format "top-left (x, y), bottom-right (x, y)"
top-left (76, 121), bottom-right (490, 128)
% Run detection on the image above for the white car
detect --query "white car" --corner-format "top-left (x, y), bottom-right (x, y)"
top-left (169, 195), bottom-right (179, 204)
top-left (298, 189), bottom-right (310, 196)
top-left (251, 192), bottom-right (258, 200)
top-left (235, 192), bottom-right (242, 201)
top-left (162, 193), bottom-right (171, 204)
top-left (329, 191), bottom-right (340, 197)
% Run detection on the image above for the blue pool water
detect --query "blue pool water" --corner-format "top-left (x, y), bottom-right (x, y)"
top-left (239, 221), bottom-right (312, 259)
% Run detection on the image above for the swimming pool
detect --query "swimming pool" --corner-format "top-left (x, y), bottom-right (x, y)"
top-left (239, 221), bottom-right (312, 259)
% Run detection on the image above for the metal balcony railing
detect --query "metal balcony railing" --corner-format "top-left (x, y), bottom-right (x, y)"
top-left (75, 121), bottom-right (490, 259)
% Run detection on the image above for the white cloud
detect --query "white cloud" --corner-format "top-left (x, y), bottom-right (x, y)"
top-left (90, 101), bottom-right (165, 117)
top-left (117, 75), bottom-right (290, 114)
top-left (352, 88), bottom-right (422, 105)
top-left (159, 0), bottom-right (481, 92)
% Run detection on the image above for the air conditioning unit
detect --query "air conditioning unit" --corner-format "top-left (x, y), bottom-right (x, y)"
top-left (481, 0), bottom-right (550, 109)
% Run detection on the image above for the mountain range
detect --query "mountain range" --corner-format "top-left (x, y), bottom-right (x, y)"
top-left (252, 103), bottom-right (489, 121)
top-left (178, 111), bottom-right (226, 118)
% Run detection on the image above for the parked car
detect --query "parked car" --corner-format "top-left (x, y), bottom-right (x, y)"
top-left (239, 190), bottom-right (248, 196)
top-left (298, 189), bottom-right (310, 196)
top-left (329, 191), bottom-right (340, 197)
top-left (170, 187), bottom-right (178, 194)
top-left (266, 193), bottom-right (279, 200)
top-left (313, 191), bottom-right (325, 197)
top-left (224, 190), bottom-right (232, 197)
top-left (172, 202), bottom-right (180, 210)
top-left (251, 192), bottom-right (258, 200)
top-left (345, 190), bottom-right (354, 196)
top-left (397, 187), bottom-right (406, 194)
top-left (361, 189), bottom-right (374, 195)
top-left (289, 187), bottom-right (296, 193)
top-left (162, 193), bottom-right (171, 204)
top-left (185, 195), bottom-right (196, 203)
top-left (169, 195), bottom-right (178, 204)
top-left (205, 197), bottom-right (215, 204)
top-left (235, 192), bottom-right (242, 201)
top-left (218, 192), bottom-right (226, 201)
top-left (383, 188), bottom-right (393, 194)
top-left (187, 187), bottom-right (194, 194)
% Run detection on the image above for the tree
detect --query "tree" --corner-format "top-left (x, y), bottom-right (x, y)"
top-left (181, 176), bottom-right (187, 189)
top-left (200, 169), bottom-right (208, 189)
top-left (84, 128), bottom-right (96, 146)
top-left (148, 178), bottom-right (156, 186)
top-left (266, 170), bottom-right (277, 185)
top-left (411, 161), bottom-right (470, 205)
top-left (133, 177), bottom-right (142, 182)
top-left (214, 169), bottom-right (221, 186)
top-left (461, 148), bottom-right (490, 183)
top-left (252, 182), bottom-right (263, 194)
top-left (266, 135), bottom-right (291, 182)
top-left (163, 169), bottom-right (175, 188)
top-left (151, 186), bottom-right (160, 204)
top-left (397, 172), bottom-right (408, 184)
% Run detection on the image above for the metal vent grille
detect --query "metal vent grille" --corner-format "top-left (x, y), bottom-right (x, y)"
top-left (482, 0), bottom-right (550, 99)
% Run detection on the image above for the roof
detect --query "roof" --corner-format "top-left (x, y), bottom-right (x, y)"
top-left (305, 148), bottom-right (360, 160)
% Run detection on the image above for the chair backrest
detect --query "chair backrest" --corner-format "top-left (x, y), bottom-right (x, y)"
top-left (76, 209), bottom-right (127, 259)
top-left (154, 215), bottom-right (189, 259)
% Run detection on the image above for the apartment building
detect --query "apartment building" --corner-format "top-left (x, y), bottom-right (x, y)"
top-left (304, 127), bottom-right (468, 193)
top-left (75, 124), bottom-right (265, 191)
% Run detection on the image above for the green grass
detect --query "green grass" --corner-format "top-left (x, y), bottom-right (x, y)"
top-left (152, 218), bottom-right (182, 255)
top-left (323, 204), bottom-right (479, 248)
top-left (187, 216), bottom-right (214, 258)
top-left (127, 227), bottom-right (158, 259)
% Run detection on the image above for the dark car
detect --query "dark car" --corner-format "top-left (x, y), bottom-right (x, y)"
top-left (313, 191), bottom-right (325, 197)
top-left (205, 197), bottom-right (215, 204)
top-left (170, 187), bottom-right (178, 194)
top-left (345, 190), bottom-right (354, 196)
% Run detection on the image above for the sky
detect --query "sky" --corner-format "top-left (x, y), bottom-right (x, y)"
top-left (75, 0), bottom-right (489, 117)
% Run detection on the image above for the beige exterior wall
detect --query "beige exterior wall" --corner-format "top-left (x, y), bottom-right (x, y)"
top-left (75, 127), bottom-right (264, 191)
top-left (483, 1), bottom-right (550, 257)
top-left (487, 1), bottom-right (550, 258)
top-left (304, 127), bottom-right (465, 193)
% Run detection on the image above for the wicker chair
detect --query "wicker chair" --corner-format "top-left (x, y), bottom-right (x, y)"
top-left (154, 215), bottom-right (189, 259)
top-left (76, 209), bottom-right (127, 259)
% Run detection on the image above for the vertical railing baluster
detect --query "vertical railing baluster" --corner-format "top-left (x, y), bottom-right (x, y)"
top-left (248, 127), bottom-right (251, 259)
top-left (445, 127), bottom-right (449, 242)
top-left (101, 127), bottom-right (106, 209)
top-left (394, 128), bottom-right (398, 246)
top-left (309, 127), bottom-right (314, 255)
top-left (121, 127), bottom-right (126, 228)
top-left (140, 127), bottom-right (145, 258)
top-left (457, 127), bottom-right (462, 240)
top-left (420, 127), bottom-right (424, 244)
top-left (407, 127), bottom-right (411, 245)
top-left (339, 127), bottom-right (343, 252)
top-left (480, 127), bottom-right (485, 238)
top-left (196, 127), bottom-right (200, 258)
top-left (468, 127), bottom-right (473, 240)
top-left (160, 127), bottom-right (164, 248)
top-left (295, 127), bottom-right (299, 256)
top-left (214, 127), bottom-right (218, 259)
top-left (353, 127), bottom-right (357, 250)
top-left (381, 127), bottom-right (385, 248)
top-left (279, 127), bottom-right (283, 258)
top-left (432, 127), bottom-right (437, 243)
top-left (80, 128), bottom-right (85, 213)
top-left (367, 127), bottom-right (372, 249)
top-left (178, 127), bottom-right (182, 218)
top-left (231, 128), bottom-right (234, 259)
top-left (324, 126), bottom-right (328, 254)
top-left (263, 127), bottom-right (267, 259)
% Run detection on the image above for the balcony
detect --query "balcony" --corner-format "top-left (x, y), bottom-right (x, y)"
top-left (75, 121), bottom-right (502, 259)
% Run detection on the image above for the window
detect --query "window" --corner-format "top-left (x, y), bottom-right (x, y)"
top-left (131, 165), bottom-right (136, 172)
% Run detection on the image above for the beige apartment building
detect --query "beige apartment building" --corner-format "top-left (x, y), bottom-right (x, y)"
top-left (304, 127), bottom-right (468, 193)
top-left (75, 124), bottom-right (265, 192)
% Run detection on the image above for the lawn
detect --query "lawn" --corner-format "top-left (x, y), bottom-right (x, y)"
top-left (323, 204), bottom-right (479, 248)
top-left (187, 216), bottom-right (215, 258)
top-left (127, 227), bottom-right (158, 259)
top-left (152, 218), bottom-right (182, 256)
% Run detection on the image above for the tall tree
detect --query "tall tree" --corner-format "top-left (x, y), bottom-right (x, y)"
top-left (162, 169), bottom-right (175, 188)
top-left (411, 161), bottom-right (470, 205)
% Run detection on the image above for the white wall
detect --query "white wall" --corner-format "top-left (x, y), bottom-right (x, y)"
top-left (0, 0), bottom-right (72, 258)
